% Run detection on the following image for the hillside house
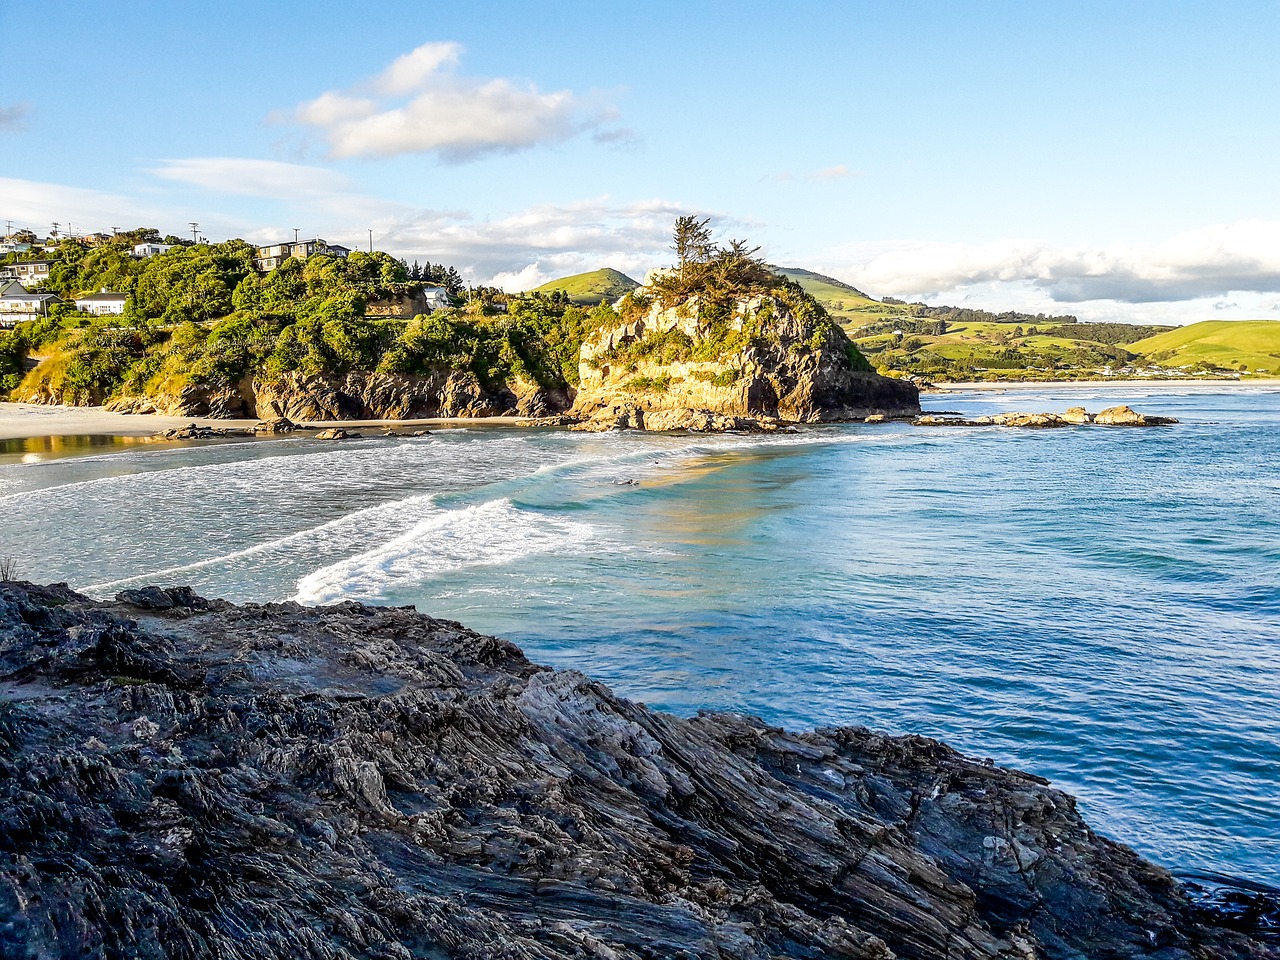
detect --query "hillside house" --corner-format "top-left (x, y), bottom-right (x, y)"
top-left (254, 238), bottom-right (350, 272)
top-left (75, 290), bottom-right (129, 316)
top-left (0, 282), bottom-right (61, 326)
top-left (133, 242), bottom-right (174, 258)
top-left (0, 260), bottom-right (54, 286)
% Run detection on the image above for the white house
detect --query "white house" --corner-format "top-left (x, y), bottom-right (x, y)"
top-left (133, 242), bottom-right (174, 258)
top-left (0, 282), bottom-right (61, 326)
top-left (75, 290), bottom-right (129, 316)
top-left (0, 241), bottom-right (32, 255)
top-left (421, 286), bottom-right (452, 310)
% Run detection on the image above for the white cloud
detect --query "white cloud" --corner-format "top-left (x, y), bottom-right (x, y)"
top-left (820, 220), bottom-right (1280, 307)
top-left (151, 158), bottom-right (356, 200)
top-left (770, 164), bottom-right (858, 183)
top-left (375, 196), bottom-right (699, 288)
top-left (0, 103), bottom-right (30, 132)
top-left (0, 177), bottom-right (177, 233)
top-left (291, 41), bottom-right (622, 161)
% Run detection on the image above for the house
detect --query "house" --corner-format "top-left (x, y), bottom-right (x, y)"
top-left (253, 238), bottom-right (350, 272)
top-left (0, 282), bottom-right (61, 326)
top-left (133, 242), bottom-right (174, 258)
top-left (75, 290), bottom-right (129, 316)
top-left (0, 241), bottom-right (32, 255)
top-left (82, 233), bottom-right (113, 248)
top-left (0, 260), bottom-right (54, 286)
top-left (421, 286), bottom-right (451, 310)
top-left (365, 286), bottom-right (454, 319)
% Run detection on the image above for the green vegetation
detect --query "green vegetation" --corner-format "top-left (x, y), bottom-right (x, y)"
top-left (528, 267), bottom-right (639, 305)
top-left (1127, 321), bottom-right (1280, 374)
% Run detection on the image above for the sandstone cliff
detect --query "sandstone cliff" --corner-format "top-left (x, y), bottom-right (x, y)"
top-left (102, 372), bottom-right (572, 421)
top-left (571, 289), bottom-right (919, 427)
top-left (0, 581), bottom-right (1272, 959)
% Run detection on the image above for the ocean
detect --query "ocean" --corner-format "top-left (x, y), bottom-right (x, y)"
top-left (2, 383), bottom-right (1277, 885)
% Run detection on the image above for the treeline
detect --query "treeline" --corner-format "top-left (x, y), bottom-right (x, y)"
top-left (1038, 322), bottom-right (1174, 345)
top-left (880, 298), bottom-right (1079, 326)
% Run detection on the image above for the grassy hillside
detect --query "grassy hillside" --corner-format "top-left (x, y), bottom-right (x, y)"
top-left (1127, 320), bottom-right (1280, 374)
top-left (769, 266), bottom-right (904, 324)
top-left (528, 268), bottom-right (639, 306)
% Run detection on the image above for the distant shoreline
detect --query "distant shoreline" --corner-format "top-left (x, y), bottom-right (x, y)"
top-left (0, 402), bottom-right (525, 443)
top-left (927, 378), bottom-right (1280, 392)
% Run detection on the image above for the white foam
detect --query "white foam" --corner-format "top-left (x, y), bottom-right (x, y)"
top-left (294, 498), bottom-right (594, 605)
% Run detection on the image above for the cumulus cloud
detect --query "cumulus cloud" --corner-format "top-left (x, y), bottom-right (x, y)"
top-left (290, 41), bottom-right (622, 161)
top-left (828, 220), bottom-right (1280, 305)
top-left (374, 196), bottom-right (705, 289)
top-left (0, 103), bottom-right (31, 132)
top-left (151, 157), bottom-right (357, 200)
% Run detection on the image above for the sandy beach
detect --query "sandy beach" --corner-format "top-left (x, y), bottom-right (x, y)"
top-left (0, 402), bottom-right (526, 442)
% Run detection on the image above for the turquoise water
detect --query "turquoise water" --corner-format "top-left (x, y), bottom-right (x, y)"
top-left (1, 384), bottom-right (1277, 884)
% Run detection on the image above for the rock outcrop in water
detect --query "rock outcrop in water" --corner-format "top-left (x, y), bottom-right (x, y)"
top-left (571, 291), bottom-right (919, 429)
top-left (913, 405), bottom-right (1179, 429)
top-left (0, 581), bottom-right (1271, 959)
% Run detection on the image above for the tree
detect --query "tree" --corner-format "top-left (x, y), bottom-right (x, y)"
top-left (672, 216), bottom-right (715, 284)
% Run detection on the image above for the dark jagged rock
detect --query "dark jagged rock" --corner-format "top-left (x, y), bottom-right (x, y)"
top-left (0, 582), bottom-right (1270, 959)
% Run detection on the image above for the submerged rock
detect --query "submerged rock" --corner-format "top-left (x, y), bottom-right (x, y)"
top-left (0, 582), bottom-right (1270, 959)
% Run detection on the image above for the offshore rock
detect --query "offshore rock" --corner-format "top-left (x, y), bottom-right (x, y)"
top-left (0, 582), bottom-right (1271, 960)
top-left (572, 292), bottom-right (920, 424)
top-left (1095, 404), bottom-right (1180, 426)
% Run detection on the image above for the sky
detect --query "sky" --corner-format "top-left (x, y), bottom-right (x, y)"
top-left (3, 0), bottom-right (1280, 323)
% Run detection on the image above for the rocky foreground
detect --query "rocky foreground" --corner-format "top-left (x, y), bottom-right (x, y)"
top-left (0, 583), bottom-right (1273, 959)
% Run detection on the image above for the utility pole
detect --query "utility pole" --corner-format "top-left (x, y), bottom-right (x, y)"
top-left (51, 222), bottom-right (59, 240)
top-left (293, 228), bottom-right (300, 244)
top-left (4, 220), bottom-right (12, 237)
top-left (368, 229), bottom-right (373, 253)
top-left (111, 226), bottom-right (119, 236)
top-left (189, 222), bottom-right (200, 243)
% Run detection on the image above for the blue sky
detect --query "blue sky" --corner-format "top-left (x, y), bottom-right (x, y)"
top-left (4, 0), bottom-right (1280, 321)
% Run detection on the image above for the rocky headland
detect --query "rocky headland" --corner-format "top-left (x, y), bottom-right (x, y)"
top-left (0, 581), bottom-right (1273, 959)
top-left (569, 289), bottom-right (920, 432)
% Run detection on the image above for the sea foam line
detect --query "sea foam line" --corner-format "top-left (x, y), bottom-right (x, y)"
top-left (294, 498), bottom-right (595, 606)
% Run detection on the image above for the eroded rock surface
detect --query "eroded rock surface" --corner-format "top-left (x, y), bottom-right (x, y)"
top-left (0, 583), bottom-right (1270, 959)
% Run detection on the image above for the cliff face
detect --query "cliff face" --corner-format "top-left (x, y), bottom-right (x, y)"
top-left (572, 292), bottom-right (920, 425)
top-left (102, 372), bottom-right (573, 421)
top-left (0, 581), bottom-right (1270, 960)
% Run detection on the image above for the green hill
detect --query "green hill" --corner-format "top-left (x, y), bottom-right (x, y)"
top-left (769, 266), bottom-right (906, 325)
top-left (1127, 320), bottom-right (1280, 374)
top-left (528, 268), bottom-right (639, 305)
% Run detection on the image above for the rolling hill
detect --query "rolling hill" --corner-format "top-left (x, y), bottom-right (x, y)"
top-left (528, 268), bottom-right (639, 305)
top-left (1127, 320), bottom-right (1280, 374)
top-left (768, 266), bottom-right (902, 324)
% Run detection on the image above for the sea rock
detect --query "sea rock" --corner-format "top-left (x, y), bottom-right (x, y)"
top-left (1063, 405), bottom-right (1093, 424)
top-left (0, 582), bottom-right (1271, 959)
top-left (570, 401), bottom-right (648, 431)
top-left (152, 423), bottom-right (233, 441)
top-left (864, 414), bottom-right (886, 423)
top-left (314, 427), bottom-right (359, 440)
top-left (641, 407), bottom-right (772, 432)
top-left (253, 416), bottom-right (300, 434)
top-left (979, 413), bottom-right (1070, 428)
top-left (571, 291), bottom-right (920, 425)
top-left (1095, 404), bottom-right (1180, 426)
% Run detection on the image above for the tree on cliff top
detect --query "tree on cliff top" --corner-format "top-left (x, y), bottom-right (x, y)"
top-left (655, 217), bottom-right (775, 305)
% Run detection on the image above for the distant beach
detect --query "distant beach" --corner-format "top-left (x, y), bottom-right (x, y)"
top-left (0, 402), bottom-right (525, 442)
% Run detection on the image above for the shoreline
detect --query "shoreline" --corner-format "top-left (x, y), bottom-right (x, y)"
top-left (0, 402), bottom-right (527, 442)
top-left (926, 377), bottom-right (1280, 392)
top-left (2, 377), bottom-right (1276, 443)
